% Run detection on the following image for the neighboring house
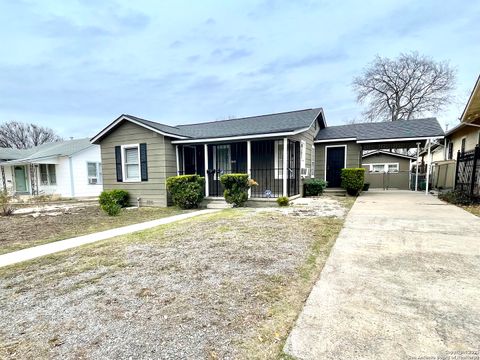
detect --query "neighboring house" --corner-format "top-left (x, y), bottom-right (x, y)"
top-left (361, 150), bottom-right (415, 190)
top-left (427, 75), bottom-right (480, 191)
top-left (0, 138), bottom-right (102, 198)
top-left (91, 108), bottom-right (444, 206)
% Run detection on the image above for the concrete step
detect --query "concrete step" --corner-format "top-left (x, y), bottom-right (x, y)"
top-left (204, 199), bottom-right (233, 209)
top-left (324, 188), bottom-right (347, 196)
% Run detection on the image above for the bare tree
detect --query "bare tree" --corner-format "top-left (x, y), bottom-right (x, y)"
top-left (353, 52), bottom-right (456, 122)
top-left (0, 121), bottom-right (62, 149)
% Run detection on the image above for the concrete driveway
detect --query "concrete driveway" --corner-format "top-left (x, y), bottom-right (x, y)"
top-left (285, 190), bottom-right (480, 360)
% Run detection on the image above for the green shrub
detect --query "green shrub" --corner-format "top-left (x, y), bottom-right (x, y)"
top-left (304, 178), bottom-right (327, 196)
top-left (341, 168), bottom-right (365, 196)
top-left (276, 196), bottom-right (289, 206)
top-left (220, 174), bottom-right (252, 207)
top-left (438, 189), bottom-right (475, 206)
top-left (363, 183), bottom-right (370, 191)
top-left (101, 202), bottom-right (121, 216)
top-left (166, 175), bottom-right (205, 209)
top-left (99, 189), bottom-right (129, 208)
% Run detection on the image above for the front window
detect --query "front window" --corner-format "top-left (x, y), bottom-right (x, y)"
top-left (87, 162), bottom-right (102, 184)
top-left (372, 164), bottom-right (385, 172)
top-left (39, 164), bottom-right (56, 185)
top-left (123, 145), bottom-right (140, 181)
top-left (387, 164), bottom-right (399, 173)
top-left (461, 138), bottom-right (466, 153)
top-left (447, 142), bottom-right (453, 160)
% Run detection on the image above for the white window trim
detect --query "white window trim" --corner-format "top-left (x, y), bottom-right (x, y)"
top-left (363, 162), bottom-right (399, 173)
top-left (121, 144), bottom-right (141, 182)
top-left (87, 162), bottom-right (102, 185)
top-left (311, 144), bottom-right (315, 178)
top-left (324, 145), bottom-right (347, 182)
top-left (39, 164), bottom-right (57, 186)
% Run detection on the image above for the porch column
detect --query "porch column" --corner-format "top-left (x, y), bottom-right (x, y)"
top-left (175, 145), bottom-right (180, 175)
top-left (425, 138), bottom-right (432, 195)
top-left (204, 144), bottom-right (209, 197)
top-left (247, 140), bottom-right (251, 198)
top-left (415, 142), bottom-right (420, 191)
top-left (283, 137), bottom-right (288, 197)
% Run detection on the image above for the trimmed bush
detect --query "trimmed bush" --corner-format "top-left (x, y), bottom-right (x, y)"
top-left (276, 196), bottom-right (289, 207)
top-left (438, 189), bottom-right (475, 206)
top-left (99, 189), bottom-right (129, 208)
top-left (304, 178), bottom-right (327, 196)
top-left (220, 174), bottom-right (252, 207)
top-left (341, 168), bottom-right (365, 196)
top-left (102, 202), bottom-right (121, 216)
top-left (99, 189), bottom-right (129, 216)
top-left (166, 175), bottom-right (205, 209)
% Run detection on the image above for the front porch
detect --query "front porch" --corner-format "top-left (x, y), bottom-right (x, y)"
top-left (175, 139), bottom-right (301, 199)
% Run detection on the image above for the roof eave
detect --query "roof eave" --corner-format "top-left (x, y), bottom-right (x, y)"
top-left (90, 115), bottom-right (190, 144)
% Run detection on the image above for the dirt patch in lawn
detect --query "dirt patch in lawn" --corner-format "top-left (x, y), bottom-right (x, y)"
top-left (0, 198), bottom-right (352, 359)
top-left (463, 204), bottom-right (480, 217)
top-left (0, 206), bottom-right (186, 254)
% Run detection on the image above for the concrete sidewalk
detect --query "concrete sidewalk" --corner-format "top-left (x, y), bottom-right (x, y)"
top-left (0, 209), bottom-right (219, 267)
top-left (285, 190), bottom-right (480, 360)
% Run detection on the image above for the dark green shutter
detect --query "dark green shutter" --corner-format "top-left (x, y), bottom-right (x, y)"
top-left (140, 143), bottom-right (148, 181)
top-left (115, 146), bottom-right (123, 182)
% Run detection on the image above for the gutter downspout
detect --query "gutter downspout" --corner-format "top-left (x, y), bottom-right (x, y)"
top-left (69, 156), bottom-right (75, 197)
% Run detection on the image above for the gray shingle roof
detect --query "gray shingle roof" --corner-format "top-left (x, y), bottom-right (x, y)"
top-left (121, 108), bottom-right (323, 140)
top-left (0, 138), bottom-right (93, 162)
top-left (315, 118), bottom-right (444, 141)
top-left (176, 108), bottom-right (323, 139)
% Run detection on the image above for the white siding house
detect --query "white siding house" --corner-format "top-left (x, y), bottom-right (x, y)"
top-left (0, 138), bottom-right (102, 198)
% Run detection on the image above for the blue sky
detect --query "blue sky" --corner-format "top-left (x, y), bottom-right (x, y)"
top-left (0, 0), bottom-right (479, 138)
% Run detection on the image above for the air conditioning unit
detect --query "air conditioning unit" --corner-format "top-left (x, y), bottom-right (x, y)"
top-left (300, 168), bottom-right (310, 178)
top-left (88, 178), bottom-right (98, 185)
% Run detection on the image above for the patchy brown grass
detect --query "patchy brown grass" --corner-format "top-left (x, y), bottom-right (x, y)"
top-left (462, 204), bottom-right (480, 217)
top-left (0, 198), bottom-right (353, 359)
top-left (0, 205), bottom-right (186, 254)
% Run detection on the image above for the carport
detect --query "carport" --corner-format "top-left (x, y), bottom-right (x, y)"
top-left (314, 118), bottom-right (445, 193)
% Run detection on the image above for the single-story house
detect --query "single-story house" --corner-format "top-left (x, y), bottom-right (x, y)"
top-left (361, 150), bottom-right (416, 190)
top-left (426, 75), bottom-right (480, 191)
top-left (91, 108), bottom-right (444, 206)
top-left (0, 138), bottom-right (102, 198)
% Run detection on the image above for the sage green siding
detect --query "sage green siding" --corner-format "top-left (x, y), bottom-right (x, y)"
top-left (314, 141), bottom-right (362, 181)
top-left (99, 121), bottom-right (175, 207)
top-left (362, 153), bottom-right (412, 190)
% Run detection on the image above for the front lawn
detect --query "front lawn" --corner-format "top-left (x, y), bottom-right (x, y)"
top-left (0, 197), bottom-right (352, 359)
top-left (463, 204), bottom-right (480, 217)
top-left (0, 205), bottom-right (186, 254)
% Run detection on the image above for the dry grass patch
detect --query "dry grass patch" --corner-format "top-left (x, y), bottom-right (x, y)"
top-left (463, 204), bottom-right (480, 217)
top-left (0, 199), bottom-right (353, 359)
top-left (0, 205), bottom-right (186, 254)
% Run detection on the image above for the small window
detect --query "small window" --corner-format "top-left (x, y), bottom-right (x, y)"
top-left (372, 164), bottom-right (385, 172)
top-left (39, 164), bottom-right (56, 185)
top-left (87, 162), bottom-right (102, 184)
top-left (477, 131), bottom-right (480, 145)
top-left (300, 140), bottom-right (306, 169)
top-left (461, 138), bottom-right (466, 153)
top-left (48, 164), bottom-right (56, 185)
top-left (447, 142), bottom-right (453, 160)
top-left (387, 164), bottom-right (399, 173)
top-left (40, 164), bottom-right (48, 185)
top-left (123, 145), bottom-right (140, 181)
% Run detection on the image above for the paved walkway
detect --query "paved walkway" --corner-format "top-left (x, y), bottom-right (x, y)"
top-left (0, 209), bottom-right (219, 267)
top-left (285, 190), bottom-right (480, 360)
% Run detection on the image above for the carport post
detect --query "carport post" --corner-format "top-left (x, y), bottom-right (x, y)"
top-left (204, 144), bottom-right (209, 197)
top-left (283, 137), bottom-right (288, 196)
top-left (425, 138), bottom-right (432, 195)
top-left (415, 142), bottom-right (420, 191)
top-left (247, 140), bottom-right (251, 198)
